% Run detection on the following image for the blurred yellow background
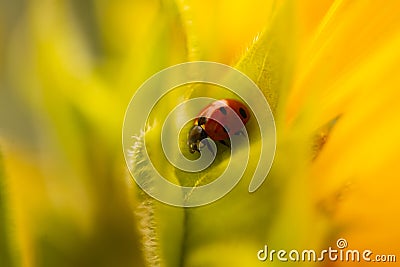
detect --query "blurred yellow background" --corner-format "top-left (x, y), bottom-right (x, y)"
top-left (1, 0), bottom-right (400, 267)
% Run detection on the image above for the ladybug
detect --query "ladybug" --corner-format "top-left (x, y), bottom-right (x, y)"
top-left (188, 99), bottom-right (250, 153)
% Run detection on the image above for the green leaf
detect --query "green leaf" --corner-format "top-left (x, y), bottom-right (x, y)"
top-left (128, 87), bottom-right (188, 267)
top-left (175, 3), bottom-right (300, 266)
top-left (235, 2), bottom-right (296, 116)
top-left (130, 1), bottom-right (332, 267)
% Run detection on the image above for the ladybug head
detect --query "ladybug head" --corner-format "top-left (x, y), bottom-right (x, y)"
top-left (188, 125), bottom-right (207, 153)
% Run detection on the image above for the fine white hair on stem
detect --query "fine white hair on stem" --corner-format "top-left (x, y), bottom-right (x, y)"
top-left (128, 131), bottom-right (161, 267)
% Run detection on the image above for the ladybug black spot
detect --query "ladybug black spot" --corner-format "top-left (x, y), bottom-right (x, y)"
top-left (197, 116), bottom-right (207, 125)
top-left (219, 107), bottom-right (227, 115)
top-left (239, 107), bottom-right (247, 119)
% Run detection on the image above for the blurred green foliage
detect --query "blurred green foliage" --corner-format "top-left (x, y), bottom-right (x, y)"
top-left (0, 0), bottom-right (189, 266)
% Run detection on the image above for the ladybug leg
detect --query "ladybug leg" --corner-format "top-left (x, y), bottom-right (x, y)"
top-left (201, 139), bottom-right (216, 157)
top-left (219, 140), bottom-right (230, 147)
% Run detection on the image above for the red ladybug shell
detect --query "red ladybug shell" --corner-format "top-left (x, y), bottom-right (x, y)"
top-left (195, 99), bottom-right (250, 141)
